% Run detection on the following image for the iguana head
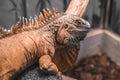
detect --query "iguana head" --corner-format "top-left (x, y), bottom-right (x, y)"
top-left (56, 14), bottom-right (90, 46)
top-left (53, 14), bottom-right (90, 72)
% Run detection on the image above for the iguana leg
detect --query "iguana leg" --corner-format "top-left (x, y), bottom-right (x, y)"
top-left (39, 55), bottom-right (62, 80)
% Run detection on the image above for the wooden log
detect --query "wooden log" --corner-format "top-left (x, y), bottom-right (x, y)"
top-left (65, 0), bottom-right (89, 17)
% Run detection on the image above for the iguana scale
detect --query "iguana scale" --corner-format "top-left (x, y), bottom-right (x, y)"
top-left (0, 8), bottom-right (90, 80)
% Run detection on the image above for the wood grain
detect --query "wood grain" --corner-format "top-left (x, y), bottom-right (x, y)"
top-left (66, 0), bottom-right (89, 17)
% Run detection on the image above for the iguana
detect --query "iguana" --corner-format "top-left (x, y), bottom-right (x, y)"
top-left (0, 8), bottom-right (90, 80)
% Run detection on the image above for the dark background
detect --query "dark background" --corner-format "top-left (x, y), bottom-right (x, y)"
top-left (0, 0), bottom-right (120, 35)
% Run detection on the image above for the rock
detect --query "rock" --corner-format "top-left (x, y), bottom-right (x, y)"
top-left (16, 65), bottom-right (58, 80)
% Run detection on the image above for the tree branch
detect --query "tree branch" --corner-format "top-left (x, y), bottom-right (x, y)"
top-left (65, 0), bottom-right (89, 17)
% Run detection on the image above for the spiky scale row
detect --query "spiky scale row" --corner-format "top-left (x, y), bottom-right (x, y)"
top-left (0, 8), bottom-right (60, 39)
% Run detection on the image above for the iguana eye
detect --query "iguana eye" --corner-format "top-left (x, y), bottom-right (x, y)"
top-left (64, 24), bottom-right (69, 29)
top-left (74, 20), bottom-right (82, 25)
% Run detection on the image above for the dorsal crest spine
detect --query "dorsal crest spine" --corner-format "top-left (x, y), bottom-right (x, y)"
top-left (0, 8), bottom-right (60, 39)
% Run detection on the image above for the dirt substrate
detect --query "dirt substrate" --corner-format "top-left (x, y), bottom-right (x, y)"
top-left (65, 53), bottom-right (120, 80)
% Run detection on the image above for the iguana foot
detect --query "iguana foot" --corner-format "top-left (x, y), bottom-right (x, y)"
top-left (39, 55), bottom-right (62, 80)
top-left (47, 63), bottom-right (62, 80)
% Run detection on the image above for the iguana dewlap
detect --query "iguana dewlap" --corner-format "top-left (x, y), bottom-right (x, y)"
top-left (0, 9), bottom-right (90, 80)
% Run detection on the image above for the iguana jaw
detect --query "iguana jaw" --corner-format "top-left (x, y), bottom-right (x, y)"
top-left (75, 25), bottom-right (90, 41)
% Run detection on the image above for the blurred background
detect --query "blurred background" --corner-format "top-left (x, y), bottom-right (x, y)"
top-left (0, 0), bottom-right (120, 35)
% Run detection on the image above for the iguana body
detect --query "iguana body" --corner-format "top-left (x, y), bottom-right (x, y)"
top-left (0, 9), bottom-right (90, 80)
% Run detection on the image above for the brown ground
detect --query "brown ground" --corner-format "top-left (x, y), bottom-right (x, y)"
top-left (65, 53), bottom-right (120, 80)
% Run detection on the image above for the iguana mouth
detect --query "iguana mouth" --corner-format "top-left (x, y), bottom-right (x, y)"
top-left (70, 25), bottom-right (90, 32)
top-left (78, 25), bottom-right (90, 32)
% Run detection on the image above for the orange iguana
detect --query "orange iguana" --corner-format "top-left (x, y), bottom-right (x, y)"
top-left (0, 8), bottom-right (90, 80)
